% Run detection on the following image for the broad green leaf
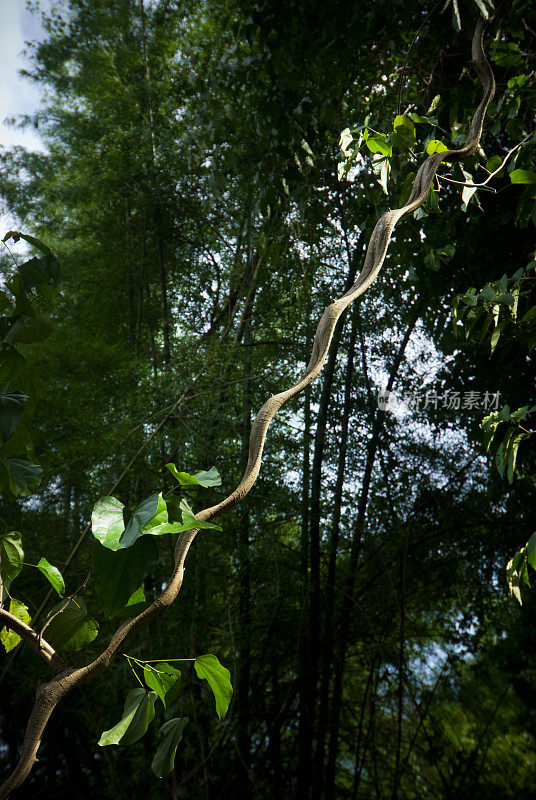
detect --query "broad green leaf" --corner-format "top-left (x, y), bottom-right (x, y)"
top-left (426, 139), bottom-right (449, 155)
top-left (91, 496), bottom-right (125, 550)
top-left (194, 654), bottom-right (233, 719)
top-left (143, 662), bottom-right (181, 708)
top-left (0, 391), bottom-right (27, 443)
top-left (485, 155), bottom-right (503, 173)
top-left (490, 321), bottom-right (504, 355)
top-left (1, 455), bottom-right (42, 497)
top-left (93, 536), bottom-right (158, 618)
top-left (18, 255), bottom-right (59, 289)
top-left (366, 135), bottom-right (392, 157)
top-left (151, 717), bottom-right (188, 779)
top-left (44, 597), bottom-right (98, 652)
top-left (120, 494), bottom-right (162, 547)
top-left (4, 314), bottom-right (53, 344)
top-left (98, 688), bottom-right (157, 747)
top-left (0, 531), bottom-right (24, 585)
top-left (179, 499), bottom-right (221, 531)
top-left (494, 293), bottom-right (514, 306)
top-left (194, 467), bottom-right (222, 487)
top-left (506, 552), bottom-right (524, 604)
top-left (510, 169), bottom-right (536, 185)
top-left (478, 286), bottom-right (495, 303)
top-left (0, 598), bottom-right (30, 653)
top-left (392, 114), bottom-right (415, 147)
top-left (37, 557), bottom-right (65, 597)
top-left (165, 464), bottom-right (221, 488)
top-left (410, 113), bottom-right (434, 124)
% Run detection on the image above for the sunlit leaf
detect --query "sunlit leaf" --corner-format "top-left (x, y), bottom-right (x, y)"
top-left (143, 662), bottom-right (181, 708)
top-left (0, 598), bottom-right (30, 653)
top-left (0, 531), bottom-right (24, 586)
top-left (37, 557), bottom-right (65, 597)
top-left (510, 169), bottom-right (536, 185)
top-left (194, 654), bottom-right (233, 719)
top-left (98, 688), bottom-right (157, 746)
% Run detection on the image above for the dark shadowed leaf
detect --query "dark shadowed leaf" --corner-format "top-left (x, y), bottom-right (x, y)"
top-left (151, 717), bottom-right (188, 778)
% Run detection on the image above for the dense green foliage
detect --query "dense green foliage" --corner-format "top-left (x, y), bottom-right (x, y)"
top-left (1, 0), bottom-right (536, 797)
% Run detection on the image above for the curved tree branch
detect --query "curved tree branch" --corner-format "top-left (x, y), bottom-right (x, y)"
top-left (0, 609), bottom-right (66, 674)
top-left (0, 16), bottom-right (495, 799)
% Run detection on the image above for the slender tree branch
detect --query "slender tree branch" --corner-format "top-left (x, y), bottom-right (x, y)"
top-left (0, 609), bottom-right (66, 674)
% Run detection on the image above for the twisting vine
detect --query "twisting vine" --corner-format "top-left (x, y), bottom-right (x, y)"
top-left (0, 15), bottom-right (495, 799)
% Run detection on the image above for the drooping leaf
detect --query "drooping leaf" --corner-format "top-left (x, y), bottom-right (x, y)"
top-left (151, 717), bottom-right (188, 778)
top-left (44, 597), bottom-right (98, 652)
top-left (366, 135), bottom-right (392, 158)
top-left (98, 688), bottom-right (157, 746)
top-left (37, 557), bottom-right (65, 597)
top-left (0, 531), bottom-right (24, 585)
top-left (392, 114), bottom-right (415, 148)
top-left (143, 662), bottom-right (181, 708)
top-left (179, 499), bottom-right (222, 531)
top-left (194, 654), bottom-right (233, 719)
top-left (1, 455), bottom-right (42, 497)
top-left (0, 598), bottom-right (31, 653)
top-left (93, 536), bottom-right (158, 618)
top-left (165, 464), bottom-right (222, 488)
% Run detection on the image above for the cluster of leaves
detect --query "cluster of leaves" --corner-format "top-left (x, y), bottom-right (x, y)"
top-left (0, 232), bottom-right (59, 498)
top-left (338, 108), bottom-right (439, 195)
top-left (506, 531), bottom-right (536, 605)
top-left (452, 266), bottom-right (536, 355)
top-left (0, 529), bottom-right (65, 651)
top-left (91, 465), bottom-right (221, 619)
top-left (481, 403), bottom-right (535, 483)
top-left (99, 652), bottom-right (232, 779)
top-left (1, 458), bottom-right (233, 778)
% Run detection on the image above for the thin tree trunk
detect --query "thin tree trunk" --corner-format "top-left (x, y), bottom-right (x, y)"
top-left (140, 0), bottom-right (171, 366)
top-left (235, 307), bottom-right (253, 796)
top-left (313, 306), bottom-right (359, 800)
top-left (297, 252), bottom-right (360, 800)
top-left (324, 302), bottom-right (422, 798)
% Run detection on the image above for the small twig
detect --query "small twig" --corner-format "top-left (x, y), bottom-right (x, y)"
top-left (437, 134), bottom-right (533, 191)
top-left (517, 424), bottom-right (536, 435)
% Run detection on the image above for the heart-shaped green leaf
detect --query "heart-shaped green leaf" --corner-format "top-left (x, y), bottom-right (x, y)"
top-left (194, 654), bottom-right (233, 719)
top-left (98, 688), bottom-right (157, 747)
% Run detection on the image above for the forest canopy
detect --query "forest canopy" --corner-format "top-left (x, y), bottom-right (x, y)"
top-left (1, 0), bottom-right (536, 798)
